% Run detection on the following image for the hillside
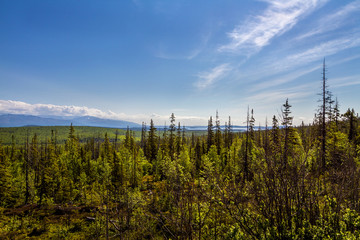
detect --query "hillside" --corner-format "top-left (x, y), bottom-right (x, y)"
top-left (0, 114), bottom-right (141, 128)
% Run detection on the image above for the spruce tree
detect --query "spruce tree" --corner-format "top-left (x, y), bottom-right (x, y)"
top-left (207, 116), bottom-right (214, 151)
top-left (282, 98), bottom-right (293, 168)
top-left (344, 108), bottom-right (357, 142)
top-left (215, 111), bottom-right (222, 154)
top-left (317, 59), bottom-right (333, 171)
top-left (141, 122), bottom-right (147, 155)
top-left (147, 119), bottom-right (158, 162)
top-left (25, 132), bottom-right (30, 204)
top-left (334, 98), bottom-right (340, 129)
top-left (242, 107), bottom-right (254, 181)
top-left (169, 113), bottom-right (176, 159)
top-left (0, 142), bottom-right (12, 206)
top-left (249, 109), bottom-right (255, 141)
top-left (30, 134), bottom-right (39, 191)
top-left (176, 122), bottom-right (182, 156)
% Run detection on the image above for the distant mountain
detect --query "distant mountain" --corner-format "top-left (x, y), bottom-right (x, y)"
top-left (0, 114), bottom-right (267, 131)
top-left (0, 114), bottom-right (141, 128)
top-left (0, 114), bottom-right (68, 127)
top-left (71, 116), bottom-right (140, 128)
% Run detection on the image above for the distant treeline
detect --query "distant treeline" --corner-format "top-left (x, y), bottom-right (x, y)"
top-left (0, 126), bottom-right (131, 145)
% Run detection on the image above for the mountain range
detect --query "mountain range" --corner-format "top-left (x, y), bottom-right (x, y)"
top-left (0, 114), bottom-right (266, 131)
top-left (0, 114), bottom-right (141, 128)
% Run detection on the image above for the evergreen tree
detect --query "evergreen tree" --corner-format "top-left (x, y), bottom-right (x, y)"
top-left (24, 132), bottom-right (30, 204)
top-left (147, 119), bottom-right (158, 163)
top-left (176, 122), bottom-right (182, 156)
top-left (343, 108), bottom-right (357, 142)
top-left (0, 142), bottom-right (12, 206)
top-left (207, 116), bottom-right (214, 151)
top-left (114, 129), bottom-right (119, 150)
top-left (141, 122), bottom-right (147, 155)
top-left (169, 113), bottom-right (176, 159)
top-left (66, 125), bottom-right (81, 184)
top-left (334, 98), bottom-right (340, 129)
top-left (317, 59), bottom-right (333, 171)
top-left (38, 140), bottom-right (56, 205)
top-left (282, 98), bottom-right (293, 167)
top-left (249, 109), bottom-right (255, 141)
top-left (269, 115), bottom-right (281, 166)
top-left (102, 133), bottom-right (113, 162)
top-left (215, 111), bottom-right (222, 154)
top-left (110, 149), bottom-right (122, 191)
top-left (125, 127), bottom-right (131, 148)
top-left (242, 107), bottom-right (254, 181)
top-left (30, 134), bottom-right (40, 192)
top-left (182, 125), bottom-right (186, 146)
top-left (224, 116), bottom-right (233, 149)
top-left (194, 137), bottom-right (203, 172)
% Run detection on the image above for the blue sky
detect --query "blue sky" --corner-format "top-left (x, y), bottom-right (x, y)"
top-left (1, 0), bottom-right (359, 126)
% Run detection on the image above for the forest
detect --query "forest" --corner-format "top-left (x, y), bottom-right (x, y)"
top-left (0, 126), bottom-right (132, 146)
top-left (1, 77), bottom-right (360, 239)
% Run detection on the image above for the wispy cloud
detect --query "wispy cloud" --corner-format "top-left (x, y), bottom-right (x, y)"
top-left (155, 47), bottom-right (202, 60)
top-left (219, 0), bottom-right (327, 55)
top-left (287, 34), bottom-right (360, 65)
top-left (296, 0), bottom-right (360, 40)
top-left (329, 75), bottom-right (360, 88)
top-left (246, 83), bottom-right (314, 104)
top-left (250, 65), bottom-right (320, 92)
top-left (155, 31), bottom-right (211, 60)
top-left (257, 32), bottom-right (360, 75)
top-left (195, 63), bottom-right (232, 90)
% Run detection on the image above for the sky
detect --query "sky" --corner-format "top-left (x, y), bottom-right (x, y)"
top-left (1, 0), bottom-right (360, 126)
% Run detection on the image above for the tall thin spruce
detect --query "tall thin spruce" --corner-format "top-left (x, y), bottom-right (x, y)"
top-left (244, 106), bottom-right (250, 181)
top-left (282, 98), bottom-right (293, 169)
top-left (321, 58), bottom-right (327, 171)
top-left (321, 58), bottom-right (326, 170)
top-left (25, 131), bottom-right (30, 204)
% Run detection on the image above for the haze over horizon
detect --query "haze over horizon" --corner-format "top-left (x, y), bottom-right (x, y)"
top-left (1, 0), bottom-right (360, 126)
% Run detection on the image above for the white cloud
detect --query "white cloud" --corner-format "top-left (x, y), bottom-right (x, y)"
top-left (219, 0), bottom-right (327, 54)
top-left (0, 100), bottom-right (118, 119)
top-left (195, 63), bottom-right (231, 90)
top-left (0, 100), bottom-right (209, 126)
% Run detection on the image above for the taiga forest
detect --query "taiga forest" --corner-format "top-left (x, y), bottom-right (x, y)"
top-left (2, 0), bottom-right (360, 239)
top-left (1, 63), bottom-right (360, 239)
